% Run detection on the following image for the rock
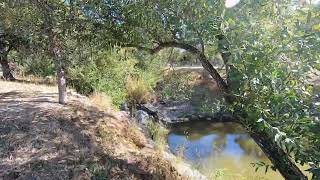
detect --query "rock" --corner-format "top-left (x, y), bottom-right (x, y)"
top-left (143, 103), bottom-right (158, 112)
top-left (137, 103), bottom-right (162, 121)
top-left (3, 170), bottom-right (21, 180)
top-left (135, 110), bottom-right (150, 125)
top-left (120, 102), bottom-right (129, 111)
top-left (70, 165), bottom-right (91, 180)
top-left (138, 102), bottom-right (236, 124)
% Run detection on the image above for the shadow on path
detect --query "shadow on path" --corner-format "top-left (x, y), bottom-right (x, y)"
top-left (0, 90), bottom-right (176, 180)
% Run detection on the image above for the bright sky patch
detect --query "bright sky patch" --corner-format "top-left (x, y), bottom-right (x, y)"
top-left (225, 0), bottom-right (240, 8)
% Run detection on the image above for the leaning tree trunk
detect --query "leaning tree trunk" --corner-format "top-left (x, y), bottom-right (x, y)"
top-left (252, 131), bottom-right (307, 179)
top-left (0, 55), bottom-right (15, 81)
top-left (245, 121), bottom-right (307, 180)
top-left (139, 40), bottom-right (307, 179)
top-left (202, 54), bottom-right (306, 179)
top-left (214, 36), bottom-right (306, 179)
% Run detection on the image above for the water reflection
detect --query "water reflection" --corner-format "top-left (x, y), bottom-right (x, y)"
top-left (167, 122), bottom-right (283, 179)
top-left (168, 122), bottom-right (263, 160)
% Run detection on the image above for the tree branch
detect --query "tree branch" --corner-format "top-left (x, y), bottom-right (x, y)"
top-left (150, 41), bottom-right (201, 54)
top-left (120, 43), bottom-right (153, 53)
top-left (196, 30), bottom-right (205, 53)
top-left (119, 40), bottom-right (233, 101)
top-left (216, 34), bottom-right (232, 85)
top-left (150, 41), bottom-right (231, 98)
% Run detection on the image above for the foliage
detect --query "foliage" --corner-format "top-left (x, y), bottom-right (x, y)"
top-left (198, 98), bottom-right (226, 114)
top-left (68, 48), bottom-right (135, 106)
top-left (13, 53), bottom-right (55, 77)
top-left (1, 0), bottom-right (320, 178)
top-left (146, 121), bottom-right (168, 151)
top-left (68, 47), bottom-right (164, 107)
top-left (222, 2), bottom-right (320, 177)
top-left (158, 71), bottom-right (193, 101)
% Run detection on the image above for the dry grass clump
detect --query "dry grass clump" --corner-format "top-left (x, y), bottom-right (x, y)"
top-left (126, 125), bottom-right (147, 149)
top-left (97, 116), bottom-right (147, 151)
top-left (89, 92), bottom-right (113, 111)
top-left (126, 77), bottom-right (152, 105)
top-left (96, 122), bottom-right (183, 180)
top-left (16, 74), bottom-right (57, 86)
top-left (98, 125), bottom-right (120, 144)
top-left (142, 155), bottom-right (182, 180)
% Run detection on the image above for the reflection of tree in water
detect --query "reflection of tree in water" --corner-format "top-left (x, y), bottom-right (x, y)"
top-left (169, 122), bottom-right (266, 159)
top-left (212, 133), bottom-right (227, 154)
top-left (171, 122), bottom-right (244, 140)
top-left (235, 134), bottom-right (265, 158)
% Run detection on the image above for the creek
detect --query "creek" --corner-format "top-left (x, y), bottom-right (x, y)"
top-left (167, 121), bottom-right (284, 179)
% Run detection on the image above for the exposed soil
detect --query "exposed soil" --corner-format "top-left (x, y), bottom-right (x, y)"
top-left (0, 81), bottom-right (180, 180)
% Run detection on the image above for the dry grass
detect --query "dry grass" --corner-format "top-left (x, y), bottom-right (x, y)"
top-left (15, 74), bottom-right (57, 86)
top-left (126, 77), bottom-right (152, 105)
top-left (89, 92), bottom-right (114, 112)
top-left (126, 125), bottom-right (148, 149)
top-left (0, 80), bottom-right (181, 180)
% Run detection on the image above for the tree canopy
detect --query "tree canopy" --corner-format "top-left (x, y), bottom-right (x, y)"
top-left (1, 0), bottom-right (319, 179)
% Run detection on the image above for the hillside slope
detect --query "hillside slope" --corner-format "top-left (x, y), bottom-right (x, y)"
top-left (0, 81), bottom-right (181, 180)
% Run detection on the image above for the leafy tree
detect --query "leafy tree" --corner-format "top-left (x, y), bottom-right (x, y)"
top-left (87, 0), bottom-right (319, 179)
top-left (0, 0), bottom-right (98, 104)
top-left (0, 2), bottom-right (31, 80)
top-left (1, 0), bottom-right (319, 178)
top-left (0, 32), bottom-right (19, 80)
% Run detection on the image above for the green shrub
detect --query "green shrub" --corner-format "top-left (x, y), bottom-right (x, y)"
top-left (146, 121), bottom-right (168, 151)
top-left (9, 52), bottom-right (55, 77)
top-left (68, 47), bottom-right (165, 107)
top-left (158, 71), bottom-right (193, 101)
top-left (68, 48), bottom-right (135, 106)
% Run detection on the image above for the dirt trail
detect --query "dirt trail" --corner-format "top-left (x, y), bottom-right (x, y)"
top-left (0, 81), bottom-right (180, 180)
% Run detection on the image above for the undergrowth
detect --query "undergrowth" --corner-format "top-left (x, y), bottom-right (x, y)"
top-left (146, 121), bottom-right (168, 151)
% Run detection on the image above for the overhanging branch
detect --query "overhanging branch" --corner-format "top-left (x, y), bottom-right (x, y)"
top-left (121, 43), bottom-right (153, 53)
top-left (119, 40), bottom-right (231, 97)
top-left (150, 41), bottom-right (230, 95)
top-left (150, 41), bottom-right (201, 54)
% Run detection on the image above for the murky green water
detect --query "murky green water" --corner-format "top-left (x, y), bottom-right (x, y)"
top-left (167, 121), bottom-right (284, 180)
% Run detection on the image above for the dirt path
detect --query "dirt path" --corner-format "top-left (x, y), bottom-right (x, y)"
top-left (0, 81), bottom-right (180, 180)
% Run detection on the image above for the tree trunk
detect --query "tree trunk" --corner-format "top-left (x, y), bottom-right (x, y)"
top-left (56, 66), bottom-right (66, 104)
top-left (198, 53), bottom-right (235, 103)
top-left (149, 41), bottom-right (307, 179)
top-left (217, 34), bottom-right (231, 86)
top-left (48, 28), bottom-right (67, 104)
top-left (211, 36), bottom-right (307, 179)
top-left (0, 39), bottom-right (15, 81)
top-left (0, 55), bottom-right (15, 81)
top-left (34, 0), bottom-right (67, 104)
top-left (248, 124), bottom-right (307, 180)
top-left (48, 33), bottom-right (67, 105)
